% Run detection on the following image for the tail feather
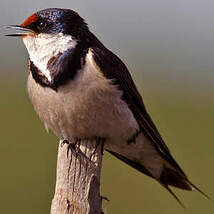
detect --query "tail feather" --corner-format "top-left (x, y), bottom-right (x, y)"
top-left (107, 150), bottom-right (209, 207)
top-left (159, 166), bottom-right (192, 190)
top-left (160, 166), bottom-right (210, 199)
top-left (161, 184), bottom-right (186, 208)
top-left (187, 180), bottom-right (211, 200)
top-left (106, 149), bottom-right (154, 178)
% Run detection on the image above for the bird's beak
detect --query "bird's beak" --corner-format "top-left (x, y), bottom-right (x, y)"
top-left (5, 25), bottom-right (35, 37)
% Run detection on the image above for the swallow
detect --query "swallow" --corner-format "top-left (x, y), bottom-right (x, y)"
top-left (6, 8), bottom-right (209, 207)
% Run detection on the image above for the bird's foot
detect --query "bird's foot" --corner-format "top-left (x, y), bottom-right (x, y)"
top-left (60, 139), bottom-right (69, 147)
top-left (60, 138), bottom-right (82, 158)
top-left (60, 137), bottom-right (105, 161)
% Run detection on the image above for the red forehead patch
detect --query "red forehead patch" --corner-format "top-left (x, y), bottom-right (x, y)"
top-left (21, 14), bottom-right (38, 27)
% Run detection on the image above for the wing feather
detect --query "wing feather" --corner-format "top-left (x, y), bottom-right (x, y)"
top-left (90, 45), bottom-right (186, 176)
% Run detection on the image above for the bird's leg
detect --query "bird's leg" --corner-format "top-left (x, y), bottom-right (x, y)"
top-left (60, 139), bottom-right (81, 157)
top-left (60, 137), bottom-right (105, 161)
top-left (63, 138), bottom-right (85, 159)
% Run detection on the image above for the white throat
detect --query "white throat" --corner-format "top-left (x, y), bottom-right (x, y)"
top-left (23, 33), bottom-right (77, 81)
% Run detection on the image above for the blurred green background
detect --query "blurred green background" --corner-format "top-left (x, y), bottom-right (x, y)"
top-left (0, 0), bottom-right (213, 213)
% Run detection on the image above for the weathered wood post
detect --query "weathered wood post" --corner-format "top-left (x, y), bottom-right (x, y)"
top-left (51, 139), bottom-right (104, 214)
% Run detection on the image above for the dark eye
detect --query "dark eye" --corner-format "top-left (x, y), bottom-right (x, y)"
top-left (37, 21), bottom-right (46, 31)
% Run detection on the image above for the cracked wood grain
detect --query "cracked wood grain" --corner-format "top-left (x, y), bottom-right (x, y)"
top-left (50, 139), bottom-right (104, 214)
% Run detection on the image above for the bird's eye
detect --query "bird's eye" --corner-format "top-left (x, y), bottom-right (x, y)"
top-left (37, 21), bottom-right (46, 31)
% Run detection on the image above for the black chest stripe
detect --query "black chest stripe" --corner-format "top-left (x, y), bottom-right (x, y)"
top-left (29, 60), bottom-right (54, 89)
top-left (29, 43), bottom-right (88, 90)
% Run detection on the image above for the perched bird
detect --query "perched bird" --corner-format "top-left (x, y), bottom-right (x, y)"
top-left (7, 8), bottom-right (207, 206)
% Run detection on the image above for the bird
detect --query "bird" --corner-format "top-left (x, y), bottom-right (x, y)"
top-left (6, 8), bottom-right (208, 207)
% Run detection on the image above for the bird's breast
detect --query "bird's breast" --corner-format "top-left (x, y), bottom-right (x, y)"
top-left (27, 50), bottom-right (139, 143)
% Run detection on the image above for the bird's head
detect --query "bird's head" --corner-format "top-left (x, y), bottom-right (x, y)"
top-left (6, 8), bottom-right (90, 82)
top-left (7, 8), bottom-right (89, 40)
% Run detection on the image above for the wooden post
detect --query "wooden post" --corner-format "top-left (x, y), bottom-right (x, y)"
top-left (50, 139), bottom-right (104, 214)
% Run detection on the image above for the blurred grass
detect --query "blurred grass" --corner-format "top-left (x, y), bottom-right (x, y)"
top-left (0, 75), bottom-right (213, 214)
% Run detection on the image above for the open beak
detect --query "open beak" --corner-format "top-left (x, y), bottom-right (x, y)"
top-left (5, 25), bottom-right (35, 37)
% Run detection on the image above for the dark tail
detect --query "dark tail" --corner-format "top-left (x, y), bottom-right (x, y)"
top-left (159, 166), bottom-right (210, 208)
top-left (159, 166), bottom-right (210, 197)
top-left (107, 150), bottom-right (210, 207)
